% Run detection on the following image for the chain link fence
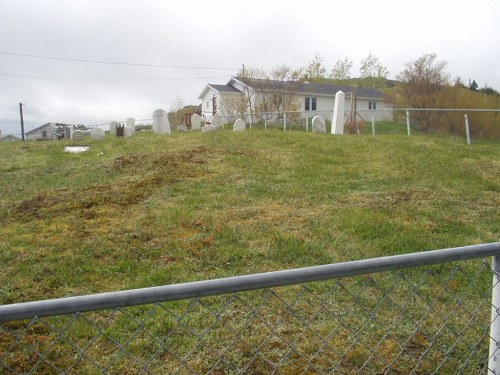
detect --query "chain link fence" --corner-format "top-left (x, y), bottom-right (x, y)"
top-left (1, 243), bottom-right (500, 374)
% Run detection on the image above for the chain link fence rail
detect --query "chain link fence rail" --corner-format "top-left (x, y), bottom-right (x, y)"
top-left (1, 242), bottom-right (500, 374)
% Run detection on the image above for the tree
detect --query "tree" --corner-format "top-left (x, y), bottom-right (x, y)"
top-left (359, 53), bottom-right (389, 79)
top-left (329, 57), bottom-right (353, 81)
top-left (238, 65), bottom-right (303, 118)
top-left (359, 53), bottom-right (389, 88)
top-left (469, 79), bottom-right (478, 91)
top-left (305, 53), bottom-right (327, 82)
top-left (396, 53), bottom-right (450, 132)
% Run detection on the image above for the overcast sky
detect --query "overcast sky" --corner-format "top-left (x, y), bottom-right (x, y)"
top-left (1, 0), bottom-right (499, 136)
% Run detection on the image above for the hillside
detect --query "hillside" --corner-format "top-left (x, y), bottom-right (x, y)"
top-left (0, 129), bottom-right (499, 304)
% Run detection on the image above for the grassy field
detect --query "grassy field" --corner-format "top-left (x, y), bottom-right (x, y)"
top-left (0, 124), bottom-right (499, 372)
top-left (0, 125), bottom-right (498, 301)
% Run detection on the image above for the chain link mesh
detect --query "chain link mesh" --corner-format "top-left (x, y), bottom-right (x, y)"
top-left (1, 260), bottom-right (497, 374)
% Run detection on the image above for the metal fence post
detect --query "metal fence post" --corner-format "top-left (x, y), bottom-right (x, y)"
top-left (406, 110), bottom-right (411, 136)
top-left (371, 116), bottom-right (375, 136)
top-left (489, 256), bottom-right (500, 374)
top-left (464, 114), bottom-right (471, 145)
top-left (283, 113), bottom-right (287, 131)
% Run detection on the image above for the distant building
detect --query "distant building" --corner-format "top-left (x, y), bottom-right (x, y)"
top-left (199, 77), bottom-right (393, 122)
top-left (0, 134), bottom-right (21, 142)
top-left (25, 123), bottom-right (88, 141)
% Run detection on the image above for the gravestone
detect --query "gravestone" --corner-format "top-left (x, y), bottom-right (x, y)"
top-left (311, 116), bottom-right (326, 134)
top-left (201, 125), bottom-right (217, 133)
top-left (72, 130), bottom-right (84, 142)
top-left (332, 90), bottom-right (345, 134)
top-left (211, 113), bottom-right (222, 128)
top-left (152, 109), bottom-right (171, 134)
top-left (90, 127), bottom-right (105, 140)
top-left (191, 114), bottom-right (202, 131)
top-left (110, 121), bottom-right (118, 136)
top-left (126, 117), bottom-right (135, 137)
top-left (233, 119), bottom-right (246, 132)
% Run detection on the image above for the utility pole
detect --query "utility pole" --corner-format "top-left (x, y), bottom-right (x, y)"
top-left (19, 102), bottom-right (25, 141)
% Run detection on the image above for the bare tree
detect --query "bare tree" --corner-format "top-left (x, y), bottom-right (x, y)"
top-left (237, 65), bottom-right (303, 118)
top-left (396, 53), bottom-right (450, 132)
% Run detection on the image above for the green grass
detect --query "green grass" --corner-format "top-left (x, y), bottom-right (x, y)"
top-left (0, 126), bottom-right (499, 372)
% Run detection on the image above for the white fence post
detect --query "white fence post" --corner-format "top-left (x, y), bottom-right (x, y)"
top-left (406, 110), bottom-right (411, 136)
top-left (306, 116), bottom-right (309, 132)
top-left (464, 114), bottom-right (471, 145)
top-left (283, 113), bottom-right (287, 132)
top-left (489, 256), bottom-right (500, 374)
top-left (371, 116), bottom-right (375, 136)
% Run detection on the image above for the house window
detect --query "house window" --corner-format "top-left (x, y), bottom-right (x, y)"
top-left (305, 97), bottom-right (317, 111)
top-left (42, 131), bottom-right (47, 138)
top-left (369, 101), bottom-right (377, 110)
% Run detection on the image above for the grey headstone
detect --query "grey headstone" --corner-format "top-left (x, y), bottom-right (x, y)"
top-left (72, 130), bottom-right (85, 141)
top-left (126, 117), bottom-right (135, 136)
top-left (90, 127), bottom-right (105, 140)
top-left (233, 119), bottom-right (246, 132)
top-left (312, 116), bottom-right (326, 134)
top-left (110, 121), bottom-right (118, 136)
top-left (152, 109), bottom-right (171, 134)
top-left (201, 125), bottom-right (217, 133)
top-left (211, 113), bottom-right (222, 128)
top-left (191, 114), bottom-right (202, 131)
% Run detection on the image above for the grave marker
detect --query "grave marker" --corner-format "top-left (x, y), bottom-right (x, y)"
top-left (312, 116), bottom-right (326, 134)
top-left (152, 109), bottom-right (171, 134)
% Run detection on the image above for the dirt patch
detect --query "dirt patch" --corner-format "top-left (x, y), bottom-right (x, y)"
top-left (13, 147), bottom-right (212, 221)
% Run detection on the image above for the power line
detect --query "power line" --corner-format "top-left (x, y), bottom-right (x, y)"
top-left (0, 72), bottom-right (232, 82)
top-left (0, 51), bottom-right (240, 71)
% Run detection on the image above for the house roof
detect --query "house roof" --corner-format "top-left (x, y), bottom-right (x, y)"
top-left (199, 77), bottom-right (385, 101)
top-left (198, 83), bottom-right (241, 99)
top-left (238, 77), bottom-right (384, 99)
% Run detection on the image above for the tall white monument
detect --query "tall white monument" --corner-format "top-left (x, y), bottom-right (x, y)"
top-left (331, 90), bottom-right (345, 135)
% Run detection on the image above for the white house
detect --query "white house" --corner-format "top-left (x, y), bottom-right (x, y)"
top-left (199, 77), bottom-right (393, 123)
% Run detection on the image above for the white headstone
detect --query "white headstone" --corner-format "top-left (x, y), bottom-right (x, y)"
top-left (72, 130), bottom-right (84, 142)
top-left (110, 121), bottom-right (118, 136)
top-left (311, 116), bottom-right (326, 134)
top-left (332, 90), bottom-right (345, 135)
top-left (152, 109), bottom-right (171, 134)
top-left (201, 125), bottom-right (217, 133)
top-left (191, 114), bottom-right (202, 131)
top-left (233, 119), bottom-right (246, 132)
top-left (211, 113), bottom-right (222, 128)
top-left (90, 127), bottom-right (105, 140)
top-left (126, 117), bottom-right (135, 137)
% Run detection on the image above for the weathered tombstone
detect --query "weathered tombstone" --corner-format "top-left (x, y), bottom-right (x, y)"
top-left (72, 130), bottom-right (84, 142)
top-left (191, 114), bottom-right (202, 131)
top-left (211, 113), bottom-right (222, 128)
top-left (332, 90), bottom-right (345, 135)
top-left (90, 127), bottom-right (105, 140)
top-left (110, 121), bottom-right (118, 136)
top-left (312, 116), bottom-right (326, 134)
top-left (125, 117), bottom-right (135, 137)
top-left (233, 119), bottom-right (246, 132)
top-left (116, 124), bottom-right (125, 137)
top-left (152, 109), bottom-right (171, 134)
top-left (201, 125), bottom-right (217, 133)
top-left (177, 125), bottom-right (188, 132)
